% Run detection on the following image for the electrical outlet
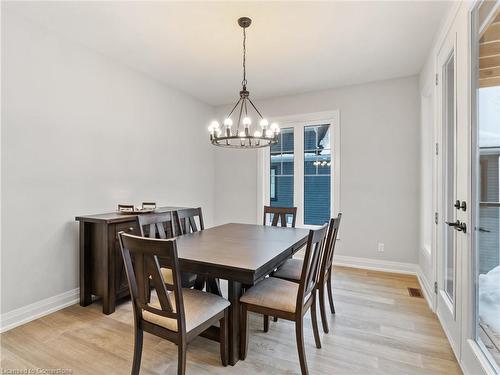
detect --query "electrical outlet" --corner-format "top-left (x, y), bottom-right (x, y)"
top-left (377, 243), bottom-right (385, 252)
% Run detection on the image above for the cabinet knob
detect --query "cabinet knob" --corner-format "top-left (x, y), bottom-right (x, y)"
top-left (128, 227), bottom-right (134, 232)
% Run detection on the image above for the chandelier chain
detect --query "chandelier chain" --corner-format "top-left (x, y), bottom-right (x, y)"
top-left (242, 27), bottom-right (247, 88)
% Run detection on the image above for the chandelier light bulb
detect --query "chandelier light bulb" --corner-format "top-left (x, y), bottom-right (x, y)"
top-left (242, 117), bottom-right (251, 127)
top-left (270, 122), bottom-right (280, 133)
top-left (223, 118), bottom-right (233, 127)
top-left (265, 129), bottom-right (273, 138)
top-left (209, 120), bottom-right (220, 131)
top-left (254, 130), bottom-right (262, 137)
top-left (260, 119), bottom-right (269, 128)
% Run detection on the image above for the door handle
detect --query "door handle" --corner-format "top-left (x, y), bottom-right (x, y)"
top-left (446, 220), bottom-right (467, 233)
top-left (478, 227), bottom-right (491, 233)
top-left (454, 200), bottom-right (467, 211)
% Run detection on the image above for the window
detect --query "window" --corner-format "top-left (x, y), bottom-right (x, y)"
top-left (270, 128), bottom-right (294, 208)
top-left (261, 111), bottom-right (339, 228)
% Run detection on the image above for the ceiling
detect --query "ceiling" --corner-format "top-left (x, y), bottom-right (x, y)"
top-left (4, 1), bottom-right (451, 106)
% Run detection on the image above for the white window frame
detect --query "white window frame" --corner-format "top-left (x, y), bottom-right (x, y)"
top-left (257, 110), bottom-right (341, 228)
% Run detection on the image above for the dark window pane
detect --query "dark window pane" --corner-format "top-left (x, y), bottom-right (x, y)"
top-left (304, 128), bottom-right (316, 151)
top-left (270, 139), bottom-right (280, 153)
top-left (271, 176), bottom-right (294, 208)
top-left (304, 124), bottom-right (331, 225)
top-left (304, 176), bottom-right (330, 225)
top-left (271, 128), bottom-right (294, 206)
top-left (304, 160), bottom-right (316, 175)
top-left (282, 130), bottom-right (294, 152)
top-left (270, 159), bottom-right (281, 175)
top-left (282, 155), bottom-right (294, 175)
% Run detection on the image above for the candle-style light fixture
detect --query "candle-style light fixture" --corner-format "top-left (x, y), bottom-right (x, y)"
top-left (208, 17), bottom-right (280, 149)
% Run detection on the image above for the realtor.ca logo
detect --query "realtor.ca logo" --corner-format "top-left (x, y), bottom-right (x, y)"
top-left (0, 369), bottom-right (73, 374)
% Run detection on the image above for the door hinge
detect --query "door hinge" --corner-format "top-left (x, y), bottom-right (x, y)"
top-left (435, 73), bottom-right (439, 86)
top-left (434, 212), bottom-right (438, 224)
top-left (434, 281), bottom-right (438, 294)
top-left (435, 143), bottom-right (439, 156)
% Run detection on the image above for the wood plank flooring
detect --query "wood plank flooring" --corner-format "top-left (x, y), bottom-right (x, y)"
top-left (0, 267), bottom-right (462, 374)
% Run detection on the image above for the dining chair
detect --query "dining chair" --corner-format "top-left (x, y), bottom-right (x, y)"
top-left (261, 205), bottom-right (298, 325)
top-left (118, 232), bottom-right (230, 375)
top-left (263, 205), bottom-right (297, 227)
top-left (273, 213), bottom-right (342, 333)
top-left (175, 208), bottom-right (222, 296)
top-left (239, 224), bottom-right (328, 375)
top-left (137, 212), bottom-right (197, 293)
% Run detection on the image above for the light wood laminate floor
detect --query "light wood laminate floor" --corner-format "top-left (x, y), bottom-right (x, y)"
top-left (0, 267), bottom-right (462, 374)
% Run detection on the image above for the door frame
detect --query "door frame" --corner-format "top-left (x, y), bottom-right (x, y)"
top-left (435, 24), bottom-right (462, 358)
top-left (461, 1), bottom-right (500, 374)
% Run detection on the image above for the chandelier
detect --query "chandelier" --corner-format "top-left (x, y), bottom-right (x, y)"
top-left (208, 17), bottom-right (280, 149)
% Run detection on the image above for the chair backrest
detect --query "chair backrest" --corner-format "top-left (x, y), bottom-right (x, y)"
top-left (175, 207), bottom-right (204, 235)
top-left (137, 211), bottom-right (177, 239)
top-left (118, 232), bottom-right (186, 334)
top-left (263, 206), bottom-right (297, 228)
top-left (296, 224), bottom-right (329, 310)
top-left (320, 213), bottom-right (342, 278)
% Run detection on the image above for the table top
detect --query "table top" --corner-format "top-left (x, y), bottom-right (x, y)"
top-left (176, 223), bottom-right (309, 284)
top-left (75, 206), bottom-right (189, 224)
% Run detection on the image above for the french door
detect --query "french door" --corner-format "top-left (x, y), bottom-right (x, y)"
top-left (436, 27), bottom-right (464, 356)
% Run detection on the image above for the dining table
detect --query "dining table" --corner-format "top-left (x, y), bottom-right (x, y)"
top-left (174, 222), bottom-right (309, 366)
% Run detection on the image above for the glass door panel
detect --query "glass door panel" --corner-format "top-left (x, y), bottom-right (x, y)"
top-left (443, 51), bottom-right (456, 305)
top-left (473, 3), bottom-right (500, 370)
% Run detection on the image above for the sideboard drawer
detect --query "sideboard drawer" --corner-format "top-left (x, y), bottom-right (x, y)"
top-left (115, 221), bottom-right (139, 238)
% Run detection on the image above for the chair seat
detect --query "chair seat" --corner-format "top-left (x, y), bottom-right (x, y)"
top-left (143, 288), bottom-right (229, 333)
top-left (240, 277), bottom-right (299, 313)
top-left (273, 258), bottom-right (303, 282)
top-left (152, 268), bottom-right (197, 287)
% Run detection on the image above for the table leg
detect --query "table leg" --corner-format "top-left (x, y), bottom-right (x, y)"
top-left (79, 221), bottom-right (92, 307)
top-left (227, 280), bottom-right (242, 366)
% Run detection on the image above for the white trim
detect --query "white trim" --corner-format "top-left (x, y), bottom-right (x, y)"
top-left (333, 255), bottom-right (417, 275)
top-left (0, 288), bottom-right (79, 333)
top-left (462, 339), bottom-right (498, 375)
top-left (416, 265), bottom-right (437, 312)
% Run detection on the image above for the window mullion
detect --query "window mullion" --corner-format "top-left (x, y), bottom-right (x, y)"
top-left (294, 122), bottom-right (305, 226)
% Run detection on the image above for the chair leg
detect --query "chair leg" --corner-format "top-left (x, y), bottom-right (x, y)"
top-left (273, 316), bottom-right (278, 322)
top-left (263, 315), bottom-right (269, 333)
top-left (178, 342), bottom-right (187, 375)
top-left (219, 308), bottom-right (228, 366)
top-left (310, 294), bottom-right (322, 349)
top-left (146, 279), bottom-right (152, 304)
top-left (327, 273), bottom-right (335, 314)
top-left (295, 316), bottom-right (309, 375)
top-left (240, 304), bottom-right (249, 360)
top-left (131, 327), bottom-right (143, 375)
top-left (318, 283), bottom-right (329, 333)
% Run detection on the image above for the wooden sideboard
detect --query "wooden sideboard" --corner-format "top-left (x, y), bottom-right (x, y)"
top-left (76, 206), bottom-right (187, 314)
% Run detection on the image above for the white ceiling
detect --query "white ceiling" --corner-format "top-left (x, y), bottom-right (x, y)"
top-left (4, 1), bottom-right (450, 106)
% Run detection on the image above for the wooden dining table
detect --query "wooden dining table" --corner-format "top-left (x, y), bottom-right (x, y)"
top-left (174, 222), bottom-right (309, 365)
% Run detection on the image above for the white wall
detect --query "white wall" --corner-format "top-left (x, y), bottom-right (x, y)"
top-left (215, 76), bottom-right (421, 265)
top-left (1, 11), bottom-right (215, 314)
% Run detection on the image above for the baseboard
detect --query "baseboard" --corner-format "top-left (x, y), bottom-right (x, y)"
top-left (0, 288), bottom-right (79, 333)
top-left (416, 266), bottom-right (436, 312)
top-left (333, 255), bottom-right (418, 275)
